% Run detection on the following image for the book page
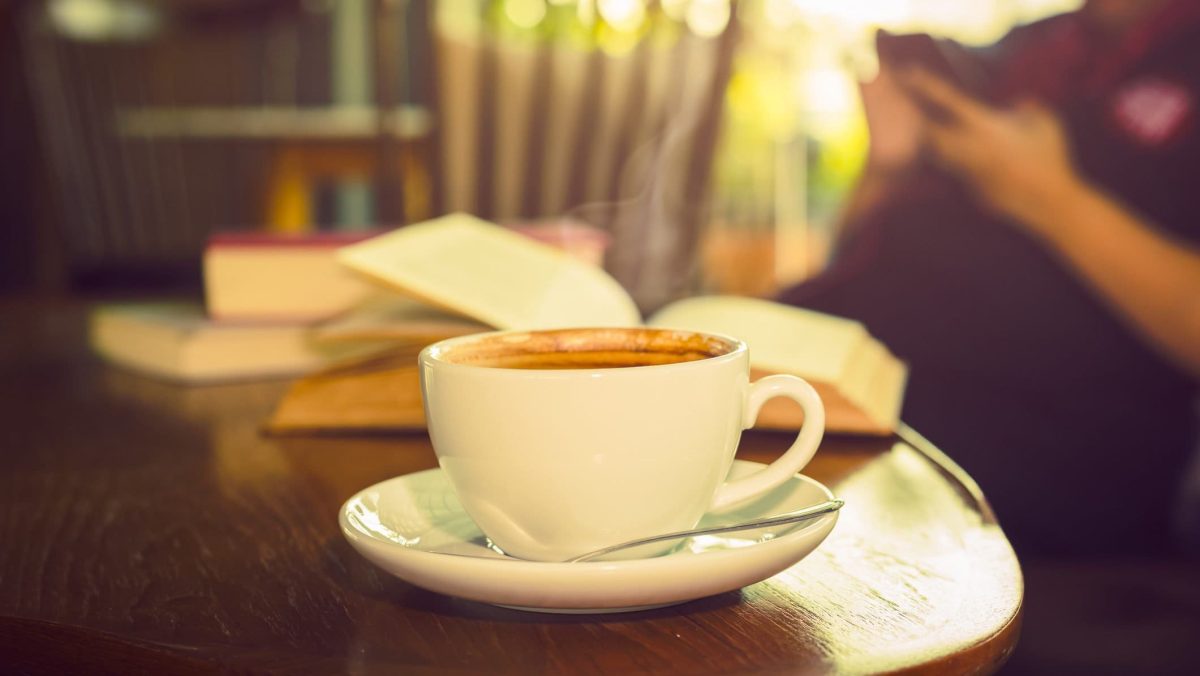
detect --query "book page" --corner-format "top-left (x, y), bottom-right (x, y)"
top-left (648, 295), bottom-right (867, 384)
top-left (337, 214), bottom-right (642, 330)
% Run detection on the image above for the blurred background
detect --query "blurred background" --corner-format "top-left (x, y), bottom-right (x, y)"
top-left (11, 3), bottom-right (1200, 672)
top-left (0, 0), bottom-right (1079, 310)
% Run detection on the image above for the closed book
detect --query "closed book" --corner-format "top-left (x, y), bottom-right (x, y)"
top-left (204, 230), bottom-right (384, 322)
top-left (90, 303), bottom-right (382, 384)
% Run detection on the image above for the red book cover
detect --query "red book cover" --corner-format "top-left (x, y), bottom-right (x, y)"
top-left (206, 229), bottom-right (391, 251)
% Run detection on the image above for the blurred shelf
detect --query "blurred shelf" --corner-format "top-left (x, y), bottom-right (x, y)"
top-left (115, 105), bottom-right (434, 141)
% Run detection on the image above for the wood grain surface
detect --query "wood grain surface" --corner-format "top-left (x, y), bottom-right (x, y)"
top-left (0, 298), bottom-right (1022, 675)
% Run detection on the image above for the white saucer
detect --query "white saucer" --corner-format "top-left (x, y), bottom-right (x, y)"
top-left (339, 460), bottom-right (839, 613)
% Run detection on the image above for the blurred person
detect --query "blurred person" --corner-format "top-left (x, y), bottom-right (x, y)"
top-left (780, 0), bottom-right (1200, 556)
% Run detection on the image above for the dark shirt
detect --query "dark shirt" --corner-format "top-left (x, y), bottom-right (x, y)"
top-left (780, 4), bottom-right (1200, 556)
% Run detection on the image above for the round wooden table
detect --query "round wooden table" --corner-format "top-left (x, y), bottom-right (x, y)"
top-left (0, 299), bottom-right (1022, 674)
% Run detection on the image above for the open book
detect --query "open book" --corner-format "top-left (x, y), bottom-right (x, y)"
top-left (320, 213), bottom-right (908, 435)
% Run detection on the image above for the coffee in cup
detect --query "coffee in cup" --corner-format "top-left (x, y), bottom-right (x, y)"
top-left (418, 327), bottom-right (825, 562)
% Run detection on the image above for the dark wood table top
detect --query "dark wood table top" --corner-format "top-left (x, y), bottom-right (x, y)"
top-left (0, 298), bottom-right (1023, 674)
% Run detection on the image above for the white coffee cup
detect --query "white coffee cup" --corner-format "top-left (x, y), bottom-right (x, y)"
top-left (418, 327), bottom-right (825, 562)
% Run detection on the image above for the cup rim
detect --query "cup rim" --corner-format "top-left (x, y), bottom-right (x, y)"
top-left (419, 327), bottom-right (747, 374)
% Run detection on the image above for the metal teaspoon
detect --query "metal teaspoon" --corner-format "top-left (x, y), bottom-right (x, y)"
top-left (564, 499), bottom-right (844, 563)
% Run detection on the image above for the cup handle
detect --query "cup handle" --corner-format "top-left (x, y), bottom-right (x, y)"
top-left (709, 374), bottom-right (825, 511)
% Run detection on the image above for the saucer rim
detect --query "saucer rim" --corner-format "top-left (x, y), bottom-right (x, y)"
top-left (339, 460), bottom-right (836, 570)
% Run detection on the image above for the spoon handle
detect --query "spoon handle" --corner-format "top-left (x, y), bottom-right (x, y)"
top-left (567, 499), bottom-right (844, 563)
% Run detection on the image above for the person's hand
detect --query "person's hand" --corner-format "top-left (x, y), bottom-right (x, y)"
top-left (899, 68), bottom-right (1082, 234)
top-left (860, 62), bottom-right (927, 172)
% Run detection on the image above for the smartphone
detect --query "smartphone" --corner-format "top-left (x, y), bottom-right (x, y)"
top-left (876, 31), bottom-right (992, 108)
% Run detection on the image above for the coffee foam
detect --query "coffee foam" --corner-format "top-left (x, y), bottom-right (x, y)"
top-left (438, 328), bottom-right (737, 369)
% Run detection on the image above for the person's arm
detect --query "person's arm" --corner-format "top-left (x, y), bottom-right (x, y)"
top-left (903, 68), bottom-right (1200, 379)
top-left (1031, 179), bottom-right (1200, 379)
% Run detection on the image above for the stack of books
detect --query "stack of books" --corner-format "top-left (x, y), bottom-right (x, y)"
top-left (89, 230), bottom-right (486, 384)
